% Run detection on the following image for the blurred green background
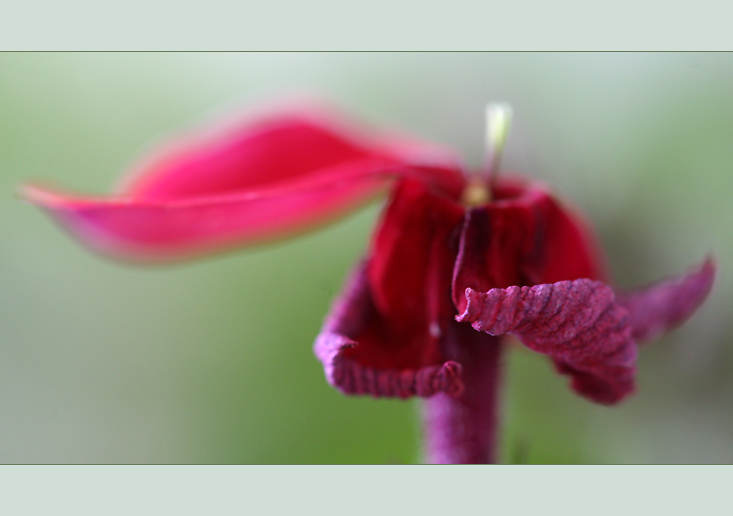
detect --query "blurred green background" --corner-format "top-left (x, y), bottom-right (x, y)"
top-left (1, 53), bottom-right (731, 464)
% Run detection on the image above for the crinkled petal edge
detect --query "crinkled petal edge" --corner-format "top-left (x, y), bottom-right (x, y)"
top-left (314, 334), bottom-right (464, 398)
top-left (313, 261), bottom-right (464, 399)
top-left (455, 278), bottom-right (636, 405)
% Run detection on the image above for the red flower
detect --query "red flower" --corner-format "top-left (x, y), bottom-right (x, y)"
top-left (23, 103), bottom-right (714, 463)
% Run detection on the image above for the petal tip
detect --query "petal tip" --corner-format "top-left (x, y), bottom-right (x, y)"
top-left (455, 288), bottom-right (481, 324)
top-left (619, 255), bottom-right (717, 343)
top-left (439, 361), bottom-right (465, 397)
top-left (19, 183), bottom-right (65, 208)
top-left (700, 254), bottom-right (717, 283)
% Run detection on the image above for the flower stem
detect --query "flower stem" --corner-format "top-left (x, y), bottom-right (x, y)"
top-left (422, 323), bottom-right (504, 464)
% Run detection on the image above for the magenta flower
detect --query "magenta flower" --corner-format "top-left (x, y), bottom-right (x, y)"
top-left (23, 102), bottom-right (714, 464)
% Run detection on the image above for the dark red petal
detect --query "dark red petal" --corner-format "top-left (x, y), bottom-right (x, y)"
top-left (451, 192), bottom-right (538, 313)
top-left (23, 108), bottom-right (465, 262)
top-left (451, 181), bottom-right (607, 315)
top-left (314, 180), bottom-right (467, 399)
top-left (522, 191), bottom-right (607, 284)
top-left (617, 258), bottom-right (715, 342)
top-left (456, 279), bottom-right (636, 404)
top-left (368, 178), bottom-right (464, 336)
top-left (314, 262), bottom-right (464, 399)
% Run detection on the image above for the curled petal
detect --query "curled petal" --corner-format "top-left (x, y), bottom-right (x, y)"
top-left (617, 258), bottom-right (715, 342)
top-left (457, 279), bottom-right (636, 404)
top-left (314, 262), bottom-right (464, 399)
top-left (24, 109), bottom-right (464, 262)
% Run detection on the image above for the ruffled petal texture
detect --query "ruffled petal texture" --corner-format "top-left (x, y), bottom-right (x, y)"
top-left (24, 109), bottom-right (464, 262)
top-left (457, 280), bottom-right (636, 404)
top-left (451, 183), bottom-right (713, 404)
top-left (450, 182), bottom-right (631, 404)
top-left (314, 261), bottom-right (464, 398)
top-left (314, 179), bottom-right (467, 398)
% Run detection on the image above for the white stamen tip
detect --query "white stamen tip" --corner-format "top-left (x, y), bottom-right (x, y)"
top-left (485, 102), bottom-right (513, 178)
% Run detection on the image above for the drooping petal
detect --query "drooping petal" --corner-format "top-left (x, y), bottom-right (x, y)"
top-left (314, 261), bottom-right (464, 399)
top-left (24, 109), bottom-right (465, 262)
top-left (617, 258), bottom-right (715, 342)
top-left (456, 279), bottom-right (636, 404)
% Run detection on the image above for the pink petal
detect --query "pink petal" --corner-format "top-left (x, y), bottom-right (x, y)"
top-left (23, 108), bottom-right (465, 262)
top-left (123, 112), bottom-right (462, 201)
top-left (23, 170), bottom-right (388, 262)
top-left (457, 279), bottom-right (636, 404)
top-left (617, 258), bottom-right (715, 342)
top-left (314, 261), bottom-right (464, 399)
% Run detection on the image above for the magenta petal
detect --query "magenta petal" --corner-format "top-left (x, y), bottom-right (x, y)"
top-left (122, 113), bottom-right (463, 201)
top-left (616, 258), bottom-right (715, 342)
top-left (314, 262), bottom-right (464, 399)
top-left (457, 279), bottom-right (636, 404)
top-left (23, 169), bottom-right (389, 261)
top-left (23, 108), bottom-right (465, 262)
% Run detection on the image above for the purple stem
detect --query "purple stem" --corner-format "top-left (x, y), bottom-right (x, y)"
top-left (422, 322), bottom-right (504, 464)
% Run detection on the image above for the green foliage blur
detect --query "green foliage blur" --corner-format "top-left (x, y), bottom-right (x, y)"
top-left (2, 53), bottom-right (731, 464)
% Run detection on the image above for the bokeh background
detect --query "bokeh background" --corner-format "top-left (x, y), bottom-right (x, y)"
top-left (1, 53), bottom-right (731, 464)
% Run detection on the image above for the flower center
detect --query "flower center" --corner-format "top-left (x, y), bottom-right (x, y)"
top-left (461, 178), bottom-right (491, 207)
